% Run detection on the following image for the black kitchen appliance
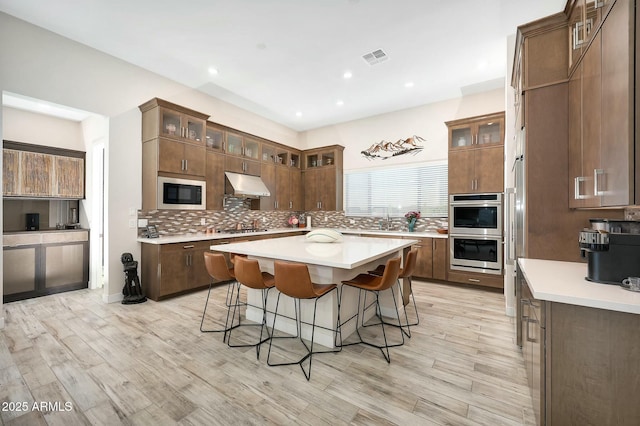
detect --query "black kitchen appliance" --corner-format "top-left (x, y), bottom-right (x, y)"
top-left (579, 220), bottom-right (640, 284)
top-left (26, 213), bottom-right (39, 231)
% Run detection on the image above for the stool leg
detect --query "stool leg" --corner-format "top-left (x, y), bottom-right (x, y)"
top-left (201, 280), bottom-right (240, 334)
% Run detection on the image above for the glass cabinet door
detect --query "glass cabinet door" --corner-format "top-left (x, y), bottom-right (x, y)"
top-left (160, 109), bottom-right (182, 138)
top-left (477, 121), bottom-right (502, 145)
top-left (226, 132), bottom-right (243, 156)
top-left (276, 150), bottom-right (288, 165)
top-left (290, 153), bottom-right (301, 168)
top-left (244, 138), bottom-right (260, 160)
top-left (262, 144), bottom-right (276, 162)
top-left (205, 125), bottom-right (223, 151)
top-left (185, 116), bottom-right (204, 143)
top-left (451, 127), bottom-right (473, 148)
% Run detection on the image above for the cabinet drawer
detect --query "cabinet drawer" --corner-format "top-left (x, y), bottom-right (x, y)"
top-left (447, 269), bottom-right (503, 288)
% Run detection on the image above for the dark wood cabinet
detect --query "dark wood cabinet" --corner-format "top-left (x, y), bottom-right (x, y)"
top-left (275, 166), bottom-right (291, 210)
top-left (404, 237), bottom-right (447, 281)
top-left (303, 145), bottom-right (343, 211)
top-left (568, 0), bottom-right (634, 208)
top-left (447, 113), bottom-right (504, 194)
top-left (205, 151), bottom-right (225, 210)
top-left (520, 278), bottom-right (545, 425)
top-left (260, 162), bottom-right (277, 210)
top-left (157, 138), bottom-right (206, 177)
top-left (225, 156), bottom-right (260, 176)
top-left (141, 240), bottom-right (214, 301)
top-left (140, 98), bottom-right (207, 144)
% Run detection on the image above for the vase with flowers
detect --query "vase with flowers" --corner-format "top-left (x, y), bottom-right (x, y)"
top-left (287, 215), bottom-right (299, 228)
top-left (404, 211), bottom-right (421, 232)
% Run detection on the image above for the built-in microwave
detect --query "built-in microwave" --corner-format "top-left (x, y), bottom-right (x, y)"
top-left (157, 176), bottom-right (206, 210)
top-left (449, 193), bottom-right (502, 236)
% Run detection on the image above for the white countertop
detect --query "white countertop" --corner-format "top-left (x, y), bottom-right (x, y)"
top-left (518, 258), bottom-right (640, 314)
top-left (337, 228), bottom-right (448, 239)
top-left (137, 228), bottom-right (305, 245)
top-left (211, 234), bottom-right (417, 269)
top-left (137, 227), bottom-right (446, 245)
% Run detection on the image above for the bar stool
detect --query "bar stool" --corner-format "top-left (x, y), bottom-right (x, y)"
top-left (226, 256), bottom-right (275, 359)
top-left (368, 248), bottom-right (419, 335)
top-left (200, 252), bottom-right (240, 336)
top-left (341, 257), bottom-right (403, 363)
top-left (267, 261), bottom-right (341, 381)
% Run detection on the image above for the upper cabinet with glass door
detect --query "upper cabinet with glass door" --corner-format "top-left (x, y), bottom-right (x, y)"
top-left (447, 112), bottom-right (505, 150)
top-left (205, 122), bottom-right (224, 152)
top-left (225, 131), bottom-right (260, 161)
top-left (139, 98), bottom-right (208, 145)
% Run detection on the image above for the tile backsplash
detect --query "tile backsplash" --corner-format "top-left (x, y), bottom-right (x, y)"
top-left (138, 197), bottom-right (448, 237)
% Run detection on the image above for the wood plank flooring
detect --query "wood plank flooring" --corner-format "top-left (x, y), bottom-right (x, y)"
top-left (0, 280), bottom-right (535, 425)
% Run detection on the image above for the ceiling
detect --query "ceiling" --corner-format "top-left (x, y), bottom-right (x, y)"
top-left (0, 0), bottom-right (566, 131)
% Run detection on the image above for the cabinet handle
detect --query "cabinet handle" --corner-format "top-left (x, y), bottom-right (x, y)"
top-left (184, 159), bottom-right (188, 171)
top-left (289, 201), bottom-right (292, 209)
top-left (574, 176), bottom-right (588, 200)
top-left (573, 22), bottom-right (584, 49)
top-left (594, 169), bottom-right (605, 197)
top-left (274, 201), bottom-right (278, 209)
top-left (520, 298), bottom-right (530, 320)
top-left (183, 245), bottom-right (195, 249)
top-left (526, 318), bottom-right (538, 343)
top-left (468, 278), bottom-right (481, 283)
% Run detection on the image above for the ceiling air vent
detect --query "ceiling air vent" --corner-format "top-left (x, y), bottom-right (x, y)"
top-left (362, 49), bottom-right (389, 66)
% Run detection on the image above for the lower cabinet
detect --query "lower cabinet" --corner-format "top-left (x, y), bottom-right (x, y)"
top-left (2, 231), bottom-right (89, 303)
top-left (447, 269), bottom-right (504, 288)
top-left (141, 240), bottom-right (219, 301)
top-left (406, 237), bottom-right (448, 281)
top-left (520, 277), bottom-right (640, 425)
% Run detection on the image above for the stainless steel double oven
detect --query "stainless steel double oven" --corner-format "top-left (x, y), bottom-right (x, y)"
top-left (449, 193), bottom-right (503, 274)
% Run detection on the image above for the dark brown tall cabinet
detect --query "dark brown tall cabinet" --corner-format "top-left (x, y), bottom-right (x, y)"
top-left (303, 145), bottom-right (344, 211)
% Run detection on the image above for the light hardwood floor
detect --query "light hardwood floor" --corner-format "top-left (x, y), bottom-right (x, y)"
top-left (0, 280), bottom-right (535, 425)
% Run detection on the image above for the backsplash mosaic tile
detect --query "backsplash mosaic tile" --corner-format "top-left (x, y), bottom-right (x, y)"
top-left (138, 197), bottom-right (448, 237)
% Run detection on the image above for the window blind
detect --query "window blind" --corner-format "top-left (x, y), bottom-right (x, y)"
top-left (344, 161), bottom-right (448, 217)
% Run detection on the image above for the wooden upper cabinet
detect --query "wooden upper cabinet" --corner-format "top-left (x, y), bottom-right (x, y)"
top-left (55, 156), bottom-right (84, 198)
top-left (205, 123), bottom-right (224, 152)
top-left (3, 149), bottom-right (20, 196)
top-left (303, 145), bottom-right (344, 211)
top-left (225, 132), bottom-right (260, 162)
top-left (260, 162), bottom-right (277, 210)
top-left (447, 113), bottom-right (504, 194)
top-left (205, 151), bottom-right (224, 210)
top-left (139, 98), bottom-right (208, 144)
top-left (157, 138), bottom-right (206, 177)
top-left (447, 112), bottom-right (504, 150)
top-left (20, 152), bottom-right (53, 197)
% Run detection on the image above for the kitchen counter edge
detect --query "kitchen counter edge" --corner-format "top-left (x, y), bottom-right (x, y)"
top-left (518, 258), bottom-right (640, 315)
top-left (137, 227), bottom-right (446, 245)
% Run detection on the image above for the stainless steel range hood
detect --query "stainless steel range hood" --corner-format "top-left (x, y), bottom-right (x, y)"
top-left (224, 172), bottom-right (271, 198)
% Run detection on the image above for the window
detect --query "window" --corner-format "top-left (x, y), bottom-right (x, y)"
top-left (344, 161), bottom-right (448, 217)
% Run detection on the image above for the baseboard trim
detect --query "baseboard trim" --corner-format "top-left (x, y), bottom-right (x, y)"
top-left (505, 306), bottom-right (515, 317)
top-left (104, 292), bottom-right (123, 304)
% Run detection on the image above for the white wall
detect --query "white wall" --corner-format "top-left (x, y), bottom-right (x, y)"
top-left (300, 89), bottom-right (505, 171)
top-left (2, 107), bottom-right (85, 148)
top-left (0, 11), bottom-right (298, 313)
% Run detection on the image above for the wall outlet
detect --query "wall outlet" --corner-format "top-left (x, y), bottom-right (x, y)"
top-left (324, 215), bottom-right (328, 222)
top-left (129, 208), bottom-right (136, 216)
top-left (349, 219), bottom-right (355, 224)
top-left (200, 218), bottom-right (206, 226)
top-left (128, 219), bottom-right (136, 228)
top-left (138, 218), bottom-right (149, 227)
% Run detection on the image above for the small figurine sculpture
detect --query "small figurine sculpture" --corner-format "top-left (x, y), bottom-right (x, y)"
top-left (121, 252), bottom-right (146, 304)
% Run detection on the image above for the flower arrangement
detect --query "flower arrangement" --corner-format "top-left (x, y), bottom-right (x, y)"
top-left (288, 215), bottom-right (299, 227)
top-left (404, 211), bottom-right (421, 222)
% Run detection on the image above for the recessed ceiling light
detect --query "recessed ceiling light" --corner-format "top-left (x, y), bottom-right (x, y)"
top-left (343, 71), bottom-right (353, 79)
top-left (336, 100), bottom-right (344, 106)
top-left (295, 111), bottom-right (302, 117)
top-left (404, 81), bottom-right (414, 88)
top-left (208, 67), bottom-right (219, 75)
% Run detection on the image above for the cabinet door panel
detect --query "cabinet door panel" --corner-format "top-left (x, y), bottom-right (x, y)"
top-left (183, 144), bottom-right (206, 176)
top-left (600, 0), bottom-right (633, 206)
top-left (290, 169), bottom-right (304, 211)
top-left (318, 168), bottom-right (337, 211)
top-left (432, 238), bottom-right (448, 281)
top-left (190, 244), bottom-right (212, 289)
top-left (55, 156), bottom-right (85, 198)
top-left (304, 171), bottom-right (319, 211)
top-left (3, 247), bottom-right (38, 294)
top-left (44, 243), bottom-right (85, 288)
top-left (3, 149), bottom-right (20, 196)
top-left (158, 139), bottom-right (186, 174)
top-left (475, 146), bottom-right (504, 193)
top-left (159, 248), bottom-right (188, 297)
top-left (206, 152), bottom-right (225, 210)
top-left (448, 150), bottom-right (474, 194)
top-left (276, 167), bottom-right (290, 210)
top-left (581, 32), bottom-right (602, 207)
top-left (21, 152), bottom-right (53, 196)
top-left (244, 160), bottom-right (261, 177)
top-left (413, 238), bottom-right (433, 279)
top-left (568, 65), bottom-right (584, 208)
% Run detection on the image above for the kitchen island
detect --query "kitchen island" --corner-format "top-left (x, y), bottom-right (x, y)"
top-left (211, 234), bottom-right (416, 347)
top-left (518, 258), bottom-right (640, 425)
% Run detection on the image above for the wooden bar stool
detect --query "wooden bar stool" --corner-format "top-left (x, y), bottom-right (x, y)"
top-left (341, 257), bottom-right (404, 363)
top-left (226, 256), bottom-right (275, 359)
top-left (201, 252), bottom-right (240, 336)
top-left (368, 248), bottom-right (419, 336)
top-left (267, 261), bottom-right (341, 381)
